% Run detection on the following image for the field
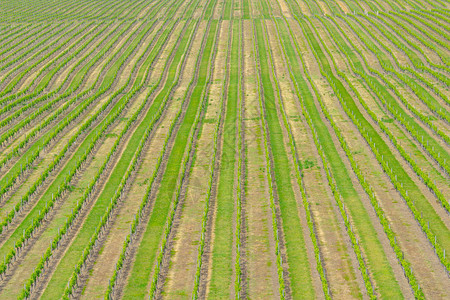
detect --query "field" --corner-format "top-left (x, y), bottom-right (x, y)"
top-left (0, 0), bottom-right (449, 298)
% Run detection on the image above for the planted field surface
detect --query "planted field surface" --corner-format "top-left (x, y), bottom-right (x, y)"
top-left (0, 0), bottom-right (449, 298)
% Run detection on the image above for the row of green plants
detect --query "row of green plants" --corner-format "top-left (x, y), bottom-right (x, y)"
top-left (0, 18), bottom-right (161, 268)
top-left (344, 15), bottom-right (450, 175)
top-left (0, 15), bottom-right (137, 105)
top-left (15, 22), bottom-right (98, 96)
top-left (350, 15), bottom-right (450, 120)
top-left (0, 21), bottom-right (131, 150)
top-left (362, 13), bottom-right (449, 87)
top-left (251, 17), bottom-right (287, 300)
top-left (0, 22), bottom-right (57, 73)
top-left (0, 21), bottom-right (131, 134)
top-left (288, 1), bottom-right (427, 295)
top-left (2, 21), bottom-right (102, 103)
top-left (348, 14), bottom-right (450, 126)
top-left (430, 8), bottom-right (450, 19)
top-left (326, 16), bottom-right (450, 209)
top-left (412, 9), bottom-right (450, 33)
top-left (0, 0), bottom-right (126, 23)
top-left (0, 23), bottom-right (45, 65)
top-left (382, 12), bottom-right (449, 67)
top-left (0, 19), bottom-right (151, 203)
top-left (0, 22), bottom-right (105, 127)
top-left (0, 24), bottom-right (37, 50)
top-left (396, 11), bottom-right (450, 48)
top-left (320, 15), bottom-right (450, 219)
top-left (0, 22), bottom-right (78, 99)
top-left (340, 0), bottom-right (365, 15)
top-left (367, 13), bottom-right (449, 84)
top-left (305, 14), bottom-right (448, 289)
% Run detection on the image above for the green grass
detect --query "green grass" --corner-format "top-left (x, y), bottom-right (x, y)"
top-left (208, 19), bottom-right (239, 298)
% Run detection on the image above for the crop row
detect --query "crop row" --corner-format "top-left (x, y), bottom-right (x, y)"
top-left (304, 17), bottom-right (427, 297)
top-left (0, 23), bottom-right (106, 129)
top-left (339, 15), bottom-right (450, 177)
top-left (0, 20), bottom-right (132, 151)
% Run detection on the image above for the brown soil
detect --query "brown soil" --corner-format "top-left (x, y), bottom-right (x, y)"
top-left (275, 0), bottom-right (292, 18)
top-left (336, 1), bottom-right (350, 15)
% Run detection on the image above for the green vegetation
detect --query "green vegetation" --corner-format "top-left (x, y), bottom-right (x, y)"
top-left (0, 0), bottom-right (448, 299)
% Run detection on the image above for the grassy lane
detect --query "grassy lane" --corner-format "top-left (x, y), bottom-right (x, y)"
top-left (208, 19), bottom-right (239, 299)
top-left (242, 19), bottom-right (279, 299)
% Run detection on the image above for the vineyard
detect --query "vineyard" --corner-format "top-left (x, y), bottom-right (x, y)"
top-left (0, 0), bottom-right (448, 298)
